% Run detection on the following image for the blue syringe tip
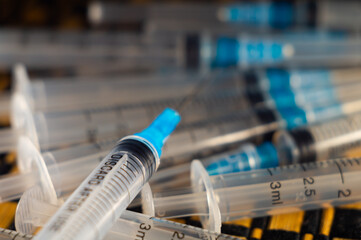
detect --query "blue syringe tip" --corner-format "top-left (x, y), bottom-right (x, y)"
top-left (135, 108), bottom-right (181, 158)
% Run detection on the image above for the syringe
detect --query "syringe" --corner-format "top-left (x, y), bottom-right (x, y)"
top-left (149, 100), bottom-right (361, 189)
top-left (143, 157), bottom-right (361, 233)
top-left (275, 111), bottom-right (361, 165)
top-left (251, 81), bottom-right (361, 110)
top-left (203, 35), bottom-right (361, 68)
top-left (205, 110), bottom-right (361, 176)
top-left (34, 108), bottom-right (180, 240)
top-left (205, 142), bottom-right (279, 176)
top-left (89, 1), bottom-right (361, 30)
top-left (221, 1), bottom-right (361, 30)
top-left (246, 67), bottom-right (361, 92)
top-left (15, 186), bottom-right (242, 240)
top-left (159, 98), bottom-right (361, 167)
top-left (149, 142), bottom-right (279, 192)
top-left (14, 64), bottom-right (223, 113)
top-left (0, 30), bottom-right (187, 68)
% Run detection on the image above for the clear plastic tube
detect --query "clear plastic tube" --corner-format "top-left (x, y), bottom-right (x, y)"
top-left (0, 30), bottom-right (184, 68)
top-left (202, 35), bottom-right (361, 69)
top-left (144, 157), bottom-right (361, 232)
top-left (88, 2), bottom-right (307, 29)
top-left (252, 67), bottom-right (361, 92)
top-left (14, 65), bottom-right (223, 112)
top-left (3, 29), bottom-right (361, 70)
top-left (90, 2), bottom-right (361, 31)
top-left (0, 136), bottom-right (115, 203)
top-left (262, 81), bottom-right (361, 110)
top-left (149, 142), bottom-right (279, 192)
top-left (275, 111), bottom-right (361, 165)
top-left (1, 80), bottom-right (245, 153)
top-left (15, 186), bottom-right (242, 240)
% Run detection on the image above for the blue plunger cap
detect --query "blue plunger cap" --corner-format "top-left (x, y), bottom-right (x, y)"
top-left (256, 142), bottom-right (279, 168)
top-left (277, 107), bottom-right (307, 129)
top-left (134, 108), bottom-right (181, 158)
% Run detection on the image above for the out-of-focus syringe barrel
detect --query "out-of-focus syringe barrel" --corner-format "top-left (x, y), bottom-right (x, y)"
top-left (275, 112), bottom-right (361, 165)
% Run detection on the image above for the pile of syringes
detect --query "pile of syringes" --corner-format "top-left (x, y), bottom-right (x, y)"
top-left (1, 1), bottom-right (361, 240)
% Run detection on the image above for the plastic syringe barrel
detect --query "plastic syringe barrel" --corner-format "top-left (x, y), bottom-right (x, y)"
top-left (263, 81), bottom-right (361, 110)
top-left (16, 186), bottom-right (240, 240)
top-left (206, 142), bottom-right (279, 176)
top-left (207, 35), bottom-right (361, 68)
top-left (34, 108), bottom-right (180, 240)
top-left (30, 89), bottom-right (245, 151)
top-left (160, 107), bottom-right (279, 167)
top-left (89, 2), bottom-right (220, 25)
top-left (245, 67), bottom-right (361, 92)
top-left (0, 134), bottom-right (118, 204)
top-left (275, 111), bottom-right (361, 165)
top-left (149, 157), bottom-right (361, 232)
top-left (14, 65), bottom-right (213, 112)
top-left (149, 142), bottom-right (279, 192)
top-left (88, 1), bottom-right (315, 29)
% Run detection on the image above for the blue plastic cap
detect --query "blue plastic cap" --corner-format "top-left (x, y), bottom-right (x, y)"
top-left (269, 2), bottom-right (294, 29)
top-left (278, 107), bottom-right (308, 129)
top-left (266, 69), bottom-right (291, 90)
top-left (212, 37), bottom-right (240, 67)
top-left (135, 108), bottom-right (181, 158)
top-left (242, 41), bottom-right (284, 63)
top-left (270, 89), bottom-right (296, 108)
top-left (256, 142), bottom-right (279, 168)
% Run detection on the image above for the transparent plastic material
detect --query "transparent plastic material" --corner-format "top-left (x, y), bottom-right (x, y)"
top-left (0, 135), bottom-right (116, 203)
top-left (35, 109), bottom-right (180, 240)
top-left (88, 2), bottom-right (222, 26)
top-left (0, 228), bottom-right (33, 240)
top-left (7, 101), bottom-right (361, 204)
top-left (275, 112), bottom-right (361, 165)
top-left (90, 1), bottom-right (361, 30)
top-left (16, 186), bottom-right (241, 239)
top-left (15, 64), bottom-right (236, 112)
top-left (255, 67), bottom-right (361, 92)
top-left (145, 158), bottom-right (361, 232)
top-left (206, 142), bottom-right (278, 175)
top-left (4, 30), bottom-right (361, 70)
top-left (317, 1), bottom-right (361, 30)
top-left (0, 30), bottom-right (185, 68)
top-left (263, 81), bottom-right (361, 110)
top-left (201, 35), bottom-right (361, 69)
top-left (1, 68), bottom-right (245, 153)
top-left (159, 99), bottom-right (361, 167)
top-left (150, 142), bottom-right (278, 192)
top-left (159, 109), bottom-right (279, 167)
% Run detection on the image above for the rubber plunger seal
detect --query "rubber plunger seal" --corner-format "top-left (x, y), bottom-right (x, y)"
top-left (191, 160), bottom-right (221, 233)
